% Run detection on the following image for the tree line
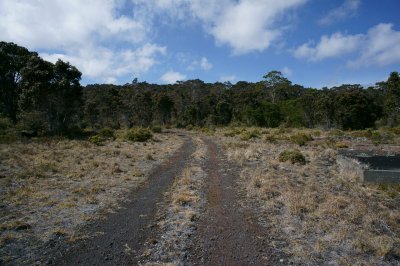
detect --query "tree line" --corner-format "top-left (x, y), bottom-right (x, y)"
top-left (1, 42), bottom-right (399, 135)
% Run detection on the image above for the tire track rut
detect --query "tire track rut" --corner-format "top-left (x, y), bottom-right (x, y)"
top-left (188, 138), bottom-right (283, 266)
top-left (54, 135), bottom-right (194, 266)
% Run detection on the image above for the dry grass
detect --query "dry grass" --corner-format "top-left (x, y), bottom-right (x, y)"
top-left (218, 127), bottom-right (400, 265)
top-left (0, 131), bottom-right (183, 264)
top-left (141, 137), bottom-right (207, 265)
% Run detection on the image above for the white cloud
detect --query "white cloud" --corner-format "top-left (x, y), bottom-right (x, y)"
top-left (319, 0), bottom-right (360, 26)
top-left (161, 71), bottom-right (186, 84)
top-left (282, 67), bottom-right (293, 76)
top-left (42, 44), bottom-right (166, 83)
top-left (219, 75), bottom-right (236, 82)
top-left (348, 23), bottom-right (400, 68)
top-left (0, 0), bottom-right (164, 83)
top-left (294, 32), bottom-right (363, 61)
top-left (200, 57), bottom-right (213, 70)
top-left (196, 0), bottom-right (308, 54)
top-left (188, 57), bottom-right (213, 71)
top-left (0, 0), bottom-right (147, 49)
top-left (294, 23), bottom-right (400, 68)
top-left (130, 0), bottom-right (308, 55)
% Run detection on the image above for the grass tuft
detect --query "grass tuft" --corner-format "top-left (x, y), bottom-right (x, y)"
top-left (125, 127), bottom-right (153, 142)
top-left (290, 133), bottom-right (313, 146)
top-left (279, 149), bottom-right (306, 165)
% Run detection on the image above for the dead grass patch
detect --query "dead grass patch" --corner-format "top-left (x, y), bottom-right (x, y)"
top-left (218, 128), bottom-right (400, 265)
top-left (0, 131), bottom-right (184, 264)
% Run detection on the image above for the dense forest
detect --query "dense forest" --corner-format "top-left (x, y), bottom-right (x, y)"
top-left (1, 41), bottom-right (399, 136)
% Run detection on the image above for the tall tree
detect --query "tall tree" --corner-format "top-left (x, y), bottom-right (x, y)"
top-left (381, 72), bottom-right (400, 126)
top-left (263, 71), bottom-right (292, 103)
top-left (0, 42), bottom-right (32, 121)
top-left (48, 60), bottom-right (82, 133)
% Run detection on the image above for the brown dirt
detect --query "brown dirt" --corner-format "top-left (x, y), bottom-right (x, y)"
top-left (187, 138), bottom-right (286, 265)
top-left (53, 135), bottom-right (194, 265)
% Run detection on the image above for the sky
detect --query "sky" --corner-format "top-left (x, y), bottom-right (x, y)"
top-left (1, 0), bottom-right (400, 88)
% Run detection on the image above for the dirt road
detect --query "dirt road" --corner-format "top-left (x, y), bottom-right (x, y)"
top-left (186, 138), bottom-right (283, 265)
top-left (54, 135), bottom-right (194, 265)
top-left (55, 135), bottom-right (282, 265)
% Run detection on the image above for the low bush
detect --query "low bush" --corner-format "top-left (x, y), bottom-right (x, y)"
top-left (224, 127), bottom-right (247, 137)
top-left (0, 116), bottom-right (13, 130)
top-left (18, 111), bottom-right (46, 135)
top-left (329, 129), bottom-right (344, 137)
top-left (240, 129), bottom-right (260, 141)
top-left (265, 134), bottom-right (277, 143)
top-left (200, 127), bottom-right (214, 135)
top-left (350, 129), bottom-right (373, 138)
top-left (279, 149), bottom-right (306, 165)
top-left (151, 125), bottom-right (162, 133)
top-left (390, 127), bottom-right (400, 135)
top-left (125, 127), bottom-right (153, 142)
top-left (0, 116), bottom-right (17, 143)
top-left (98, 127), bottom-right (115, 139)
top-left (290, 133), bottom-right (313, 146)
top-left (88, 135), bottom-right (104, 146)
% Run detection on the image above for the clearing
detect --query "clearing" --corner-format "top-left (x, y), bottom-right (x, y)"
top-left (1, 128), bottom-right (400, 265)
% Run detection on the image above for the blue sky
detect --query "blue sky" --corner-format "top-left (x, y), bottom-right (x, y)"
top-left (1, 0), bottom-right (399, 88)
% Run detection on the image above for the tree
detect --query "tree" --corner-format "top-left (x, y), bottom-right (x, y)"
top-left (155, 93), bottom-right (174, 125)
top-left (15, 53), bottom-right (52, 112)
top-left (380, 72), bottom-right (400, 126)
top-left (315, 88), bottom-right (335, 128)
top-left (213, 100), bottom-right (232, 125)
top-left (48, 60), bottom-right (82, 133)
top-left (241, 101), bottom-right (281, 127)
top-left (263, 71), bottom-right (292, 103)
top-left (0, 42), bottom-right (32, 121)
top-left (333, 85), bottom-right (380, 130)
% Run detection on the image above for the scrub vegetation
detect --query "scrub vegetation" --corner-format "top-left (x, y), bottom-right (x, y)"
top-left (220, 127), bottom-right (400, 265)
top-left (1, 41), bottom-right (400, 265)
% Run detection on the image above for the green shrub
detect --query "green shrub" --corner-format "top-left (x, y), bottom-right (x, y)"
top-left (390, 127), bottom-right (400, 135)
top-left (125, 128), bottom-right (153, 142)
top-left (224, 127), bottom-right (246, 137)
top-left (0, 116), bottom-right (13, 131)
top-left (98, 127), bottom-right (115, 139)
top-left (240, 129), bottom-right (260, 141)
top-left (88, 135), bottom-right (104, 146)
top-left (329, 129), bottom-right (344, 137)
top-left (0, 132), bottom-right (17, 143)
top-left (350, 129), bottom-right (372, 138)
top-left (265, 134), bottom-right (277, 143)
top-left (290, 133), bottom-right (313, 146)
top-left (186, 124), bottom-right (194, 130)
top-left (151, 125), bottom-right (162, 133)
top-left (279, 149), bottom-right (306, 165)
top-left (313, 130), bottom-right (321, 137)
top-left (18, 111), bottom-right (47, 135)
top-left (200, 127), bottom-right (214, 135)
top-left (0, 116), bottom-right (17, 143)
top-left (224, 131), bottom-right (236, 137)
